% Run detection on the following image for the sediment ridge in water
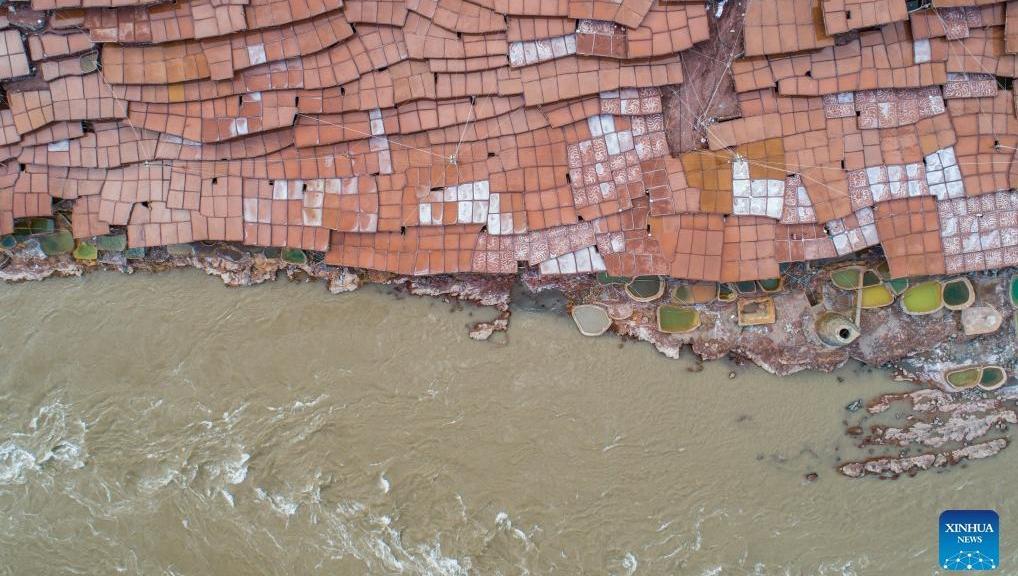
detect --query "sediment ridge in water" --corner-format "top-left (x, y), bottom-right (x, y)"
top-left (2, 238), bottom-right (1017, 478)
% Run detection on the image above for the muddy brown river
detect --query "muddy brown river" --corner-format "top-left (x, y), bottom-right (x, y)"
top-left (0, 271), bottom-right (1015, 575)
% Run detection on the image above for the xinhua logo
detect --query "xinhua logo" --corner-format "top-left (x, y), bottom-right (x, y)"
top-left (939, 510), bottom-right (999, 571)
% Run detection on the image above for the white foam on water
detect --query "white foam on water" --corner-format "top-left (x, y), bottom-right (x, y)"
top-left (269, 394), bottom-right (329, 415)
top-left (0, 398), bottom-right (91, 486)
top-left (139, 468), bottom-right (178, 493)
top-left (317, 500), bottom-right (472, 576)
top-left (621, 552), bottom-right (638, 575)
top-left (40, 441), bottom-right (86, 470)
top-left (602, 433), bottom-right (624, 452)
top-left (691, 507), bottom-right (727, 552)
top-left (367, 529), bottom-right (404, 572)
top-left (0, 441), bottom-right (38, 485)
top-left (255, 488), bottom-right (300, 517)
top-left (419, 541), bottom-right (468, 576)
top-left (293, 394), bottom-right (328, 410)
top-left (493, 511), bottom-right (533, 550)
top-left (223, 453), bottom-right (249, 485)
top-left (222, 403), bottom-right (248, 425)
top-left (30, 399), bottom-right (68, 431)
top-left (815, 557), bottom-right (869, 576)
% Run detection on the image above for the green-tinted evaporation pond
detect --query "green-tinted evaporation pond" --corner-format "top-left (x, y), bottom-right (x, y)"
top-left (626, 276), bottom-right (663, 301)
top-left (717, 283), bottom-right (736, 301)
top-left (875, 261), bottom-right (892, 280)
top-left (282, 247), bottom-right (307, 265)
top-left (73, 242), bottom-right (98, 261)
top-left (94, 234), bottom-right (128, 252)
top-left (40, 230), bottom-right (74, 256)
top-left (734, 281), bottom-right (758, 294)
top-left (981, 367), bottom-right (1006, 389)
top-left (860, 284), bottom-right (894, 308)
top-left (886, 278), bottom-right (909, 295)
top-left (861, 270), bottom-right (882, 287)
top-left (946, 367), bottom-right (981, 388)
top-left (942, 279), bottom-right (973, 309)
top-left (673, 282), bottom-right (716, 305)
top-left (1010, 277), bottom-right (1018, 308)
top-left (597, 271), bottom-right (629, 285)
top-left (831, 267), bottom-right (863, 290)
top-left (656, 305), bottom-right (700, 334)
top-left (672, 284), bottom-right (694, 304)
top-left (902, 281), bottom-right (943, 315)
top-left (14, 217), bottom-right (54, 236)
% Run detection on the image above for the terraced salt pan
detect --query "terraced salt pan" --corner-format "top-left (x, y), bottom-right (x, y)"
top-left (731, 157), bottom-right (783, 219)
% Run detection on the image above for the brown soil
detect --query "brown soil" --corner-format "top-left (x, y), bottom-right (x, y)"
top-left (663, 0), bottom-right (746, 154)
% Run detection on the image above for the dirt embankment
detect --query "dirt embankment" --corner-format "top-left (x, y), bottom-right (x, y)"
top-left (664, 0), bottom-right (745, 154)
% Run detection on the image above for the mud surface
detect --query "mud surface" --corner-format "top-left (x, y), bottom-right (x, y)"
top-left (665, 0), bottom-right (745, 153)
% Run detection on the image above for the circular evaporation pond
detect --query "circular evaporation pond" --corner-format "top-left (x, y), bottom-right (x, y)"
top-left (125, 247), bottom-right (146, 259)
top-left (605, 302), bottom-right (633, 320)
top-left (980, 367), bottom-right (1006, 389)
top-left (886, 278), bottom-right (909, 295)
top-left (673, 282), bottom-right (716, 304)
top-left (672, 284), bottom-right (693, 304)
top-left (15, 217), bottom-right (55, 237)
top-left (282, 247), bottom-right (307, 265)
top-left (572, 304), bottom-right (612, 336)
top-left (861, 270), bottom-right (882, 287)
top-left (875, 261), bottom-right (892, 280)
top-left (40, 230), bottom-right (74, 256)
top-left (860, 284), bottom-right (894, 308)
top-left (625, 276), bottom-right (663, 301)
top-left (717, 283), bottom-right (736, 301)
top-left (946, 367), bottom-right (981, 388)
top-left (597, 271), bottom-right (630, 285)
top-left (657, 305), bottom-right (700, 334)
top-left (734, 280), bottom-right (758, 294)
top-left (94, 233), bottom-right (127, 252)
top-left (831, 267), bottom-right (863, 290)
top-left (73, 241), bottom-right (98, 261)
top-left (738, 298), bottom-right (775, 325)
top-left (690, 282), bottom-right (717, 303)
top-left (901, 281), bottom-right (943, 315)
top-left (166, 243), bottom-right (196, 257)
top-left (942, 279), bottom-right (972, 308)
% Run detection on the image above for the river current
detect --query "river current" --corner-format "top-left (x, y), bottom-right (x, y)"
top-left (0, 271), bottom-right (1014, 575)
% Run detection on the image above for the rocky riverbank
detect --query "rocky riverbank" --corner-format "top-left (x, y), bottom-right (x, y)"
top-left (838, 389), bottom-right (1015, 479)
